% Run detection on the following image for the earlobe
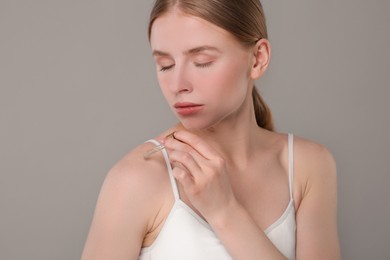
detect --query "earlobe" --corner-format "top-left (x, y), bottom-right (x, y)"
top-left (250, 39), bottom-right (271, 80)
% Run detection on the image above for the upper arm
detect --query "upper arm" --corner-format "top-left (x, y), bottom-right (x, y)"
top-left (81, 151), bottom-right (162, 260)
top-left (294, 140), bottom-right (341, 260)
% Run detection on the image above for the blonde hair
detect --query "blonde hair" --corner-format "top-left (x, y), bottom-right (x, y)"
top-left (148, 0), bottom-right (274, 131)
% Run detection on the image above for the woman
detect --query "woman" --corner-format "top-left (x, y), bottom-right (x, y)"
top-left (81, 0), bottom-right (340, 259)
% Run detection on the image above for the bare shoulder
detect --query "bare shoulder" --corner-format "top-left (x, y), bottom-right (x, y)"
top-left (257, 130), bottom-right (336, 179)
top-left (81, 140), bottom-right (173, 259)
top-left (291, 136), bottom-right (341, 258)
top-left (293, 135), bottom-right (337, 177)
top-left (105, 141), bottom-right (170, 196)
top-left (100, 141), bottom-right (173, 220)
top-left (292, 135), bottom-right (337, 205)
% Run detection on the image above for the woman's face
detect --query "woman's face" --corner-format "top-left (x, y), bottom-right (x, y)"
top-left (150, 11), bottom-right (255, 130)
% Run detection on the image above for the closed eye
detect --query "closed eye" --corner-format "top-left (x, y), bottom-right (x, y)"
top-left (194, 61), bottom-right (213, 68)
top-left (160, 64), bottom-right (175, 72)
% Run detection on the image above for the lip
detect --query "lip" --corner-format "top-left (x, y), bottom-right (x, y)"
top-left (174, 102), bottom-right (204, 116)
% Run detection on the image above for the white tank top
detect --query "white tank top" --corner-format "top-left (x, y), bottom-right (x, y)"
top-left (139, 134), bottom-right (296, 260)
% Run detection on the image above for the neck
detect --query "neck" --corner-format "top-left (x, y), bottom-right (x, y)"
top-left (200, 123), bottom-right (259, 167)
top-left (177, 94), bottom-right (267, 169)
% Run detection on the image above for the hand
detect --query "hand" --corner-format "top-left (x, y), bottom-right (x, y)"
top-left (162, 130), bottom-right (237, 221)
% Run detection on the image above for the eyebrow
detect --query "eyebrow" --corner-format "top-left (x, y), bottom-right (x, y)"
top-left (152, 45), bottom-right (222, 57)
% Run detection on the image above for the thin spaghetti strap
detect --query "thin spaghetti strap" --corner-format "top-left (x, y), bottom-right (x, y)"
top-left (288, 134), bottom-right (294, 200)
top-left (145, 139), bottom-right (180, 201)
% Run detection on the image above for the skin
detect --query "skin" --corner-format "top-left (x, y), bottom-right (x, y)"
top-left (81, 10), bottom-right (340, 260)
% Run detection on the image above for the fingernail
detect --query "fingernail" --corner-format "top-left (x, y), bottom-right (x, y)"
top-left (166, 131), bottom-right (176, 139)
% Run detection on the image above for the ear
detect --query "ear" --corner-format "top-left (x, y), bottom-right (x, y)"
top-left (250, 38), bottom-right (271, 80)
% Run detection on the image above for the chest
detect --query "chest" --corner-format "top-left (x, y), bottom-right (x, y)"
top-left (232, 170), bottom-right (291, 231)
top-left (144, 154), bottom-right (293, 246)
top-left (182, 159), bottom-right (292, 231)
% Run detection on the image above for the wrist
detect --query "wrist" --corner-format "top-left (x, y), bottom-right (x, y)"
top-left (207, 199), bottom-right (246, 231)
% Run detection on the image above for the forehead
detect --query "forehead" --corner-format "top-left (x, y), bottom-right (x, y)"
top-left (150, 11), bottom-right (240, 52)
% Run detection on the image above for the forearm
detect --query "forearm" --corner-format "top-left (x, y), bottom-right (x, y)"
top-left (208, 201), bottom-right (287, 260)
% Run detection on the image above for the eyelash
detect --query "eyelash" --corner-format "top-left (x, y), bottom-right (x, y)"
top-left (159, 62), bottom-right (213, 72)
top-left (195, 61), bottom-right (213, 68)
top-left (160, 65), bottom-right (174, 72)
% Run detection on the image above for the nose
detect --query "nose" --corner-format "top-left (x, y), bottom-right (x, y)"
top-left (170, 65), bottom-right (192, 94)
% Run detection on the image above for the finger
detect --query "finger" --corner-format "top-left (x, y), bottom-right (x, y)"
top-left (164, 135), bottom-right (206, 163)
top-left (168, 150), bottom-right (202, 176)
top-left (171, 164), bottom-right (194, 189)
top-left (171, 130), bottom-right (220, 160)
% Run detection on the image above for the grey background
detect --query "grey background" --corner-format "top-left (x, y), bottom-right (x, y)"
top-left (0, 0), bottom-right (389, 259)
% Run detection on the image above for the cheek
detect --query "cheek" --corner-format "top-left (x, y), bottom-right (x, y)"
top-left (157, 74), bottom-right (171, 98)
top-left (204, 61), bottom-right (250, 99)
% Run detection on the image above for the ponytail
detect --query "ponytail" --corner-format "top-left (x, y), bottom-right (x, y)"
top-left (252, 87), bottom-right (274, 131)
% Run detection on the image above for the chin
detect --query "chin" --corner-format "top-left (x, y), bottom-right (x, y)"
top-left (179, 121), bottom-right (206, 131)
top-left (178, 116), bottom-right (223, 131)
